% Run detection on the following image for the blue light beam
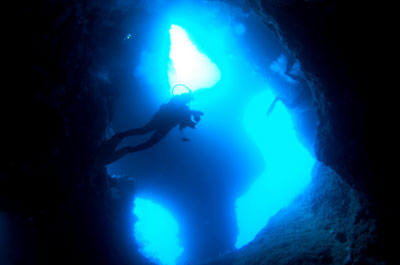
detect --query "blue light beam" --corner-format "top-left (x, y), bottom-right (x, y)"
top-left (235, 90), bottom-right (315, 248)
top-left (168, 25), bottom-right (221, 95)
top-left (133, 197), bottom-right (184, 265)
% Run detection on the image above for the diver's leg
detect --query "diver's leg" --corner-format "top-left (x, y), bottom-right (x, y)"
top-left (125, 129), bottom-right (169, 153)
top-left (285, 72), bottom-right (303, 82)
top-left (104, 146), bottom-right (133, 165)
top-left (99, 133), bottom-right (126, 161)
top-left (100, 122), bottom-right (153, 153)
top-left (101, 124), bottom-right (154, 165)
top-left (284, 53), bottom-right (304, 82)
top-left (119, 122), bottom-right (155, 137)
top-left (104, 129), bottom-right (169, 164)
top-left (266, 96), bottom-right (282, 116)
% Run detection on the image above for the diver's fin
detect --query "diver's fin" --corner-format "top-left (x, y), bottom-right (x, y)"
top-left (266, 97), bottom-right (281, 116)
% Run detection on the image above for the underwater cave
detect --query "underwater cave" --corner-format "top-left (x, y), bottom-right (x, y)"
top-left (1, 1), bottom-right (389, 265)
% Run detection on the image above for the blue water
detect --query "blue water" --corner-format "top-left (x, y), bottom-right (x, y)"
top-left (235, 90), bottom-right (315, 248)
top-left (168, 25), bottom-right (221, 94)
top-left (133, 197), bottom-right (184, 265)
top-left (108, 2), bottom-right (315, 263)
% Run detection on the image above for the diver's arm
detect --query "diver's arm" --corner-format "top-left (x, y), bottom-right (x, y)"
top-left (191, 110), bottom-right (203, 123)
top-left (179, 120), bottom-right (196, 130)
top-left (267, 97), bottom-right (282, 116)
top-left (180, 110), bottom-right (197, 129)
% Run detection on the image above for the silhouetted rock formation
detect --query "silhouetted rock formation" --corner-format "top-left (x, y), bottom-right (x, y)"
top-left (210, 0), bottom-right (387, 263)
top-left (203, 163), bottom-right (381, 265)
top-left (1, 0), bottom-right (387, 264)
top-left (2, 1), bottom-right (151, 264)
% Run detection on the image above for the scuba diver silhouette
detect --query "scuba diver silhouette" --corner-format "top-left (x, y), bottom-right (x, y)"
top-left (102, 93), bottom-right (203, 165)
top-left (267, 53), bottom-right (311, 115)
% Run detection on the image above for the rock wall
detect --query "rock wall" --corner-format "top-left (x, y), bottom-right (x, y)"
top-left (239, 0), bottom-right (383, 212)
top-left (236, 0), bottom-right (388, 262)
top-left (203, 163), bottom-right (381, 265)
top-left (1, 0), bottom-right (388, 264)
top-left (2, 1), bottom-right (152, 264)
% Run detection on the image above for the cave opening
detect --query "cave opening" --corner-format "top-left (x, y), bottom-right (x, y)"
top-left (105, 1), bottom-right (317, 264)
top-left (2, 1), bottom-right (387, 264)
top-left (133, 197), bottom-right (184, 265)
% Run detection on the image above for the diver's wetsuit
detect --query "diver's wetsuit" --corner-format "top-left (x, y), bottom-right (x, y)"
top-left (102, 94), bottom-right (203, 165)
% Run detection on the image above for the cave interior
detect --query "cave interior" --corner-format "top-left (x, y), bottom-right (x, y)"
top-left (1, 1), bottom-right (389, 265)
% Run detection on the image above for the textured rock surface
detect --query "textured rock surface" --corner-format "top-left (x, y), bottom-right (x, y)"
top-left (203, 163), bottom-right (381, 265)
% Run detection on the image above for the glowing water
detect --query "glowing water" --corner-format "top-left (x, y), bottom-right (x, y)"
top-left (168, 25), bottom-right (221, 94)
top-left (235, 90), bottom-right (315, 248)
top-left (133, 197), bottom-right (184, 265)
top-left (131, 13), bottom-right (314, 258)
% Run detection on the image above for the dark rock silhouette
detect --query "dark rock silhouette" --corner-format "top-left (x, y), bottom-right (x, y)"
top-left (1, 0), bottom-right (388, 264)
top-left (203, 163), bottom-right (381, 265)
